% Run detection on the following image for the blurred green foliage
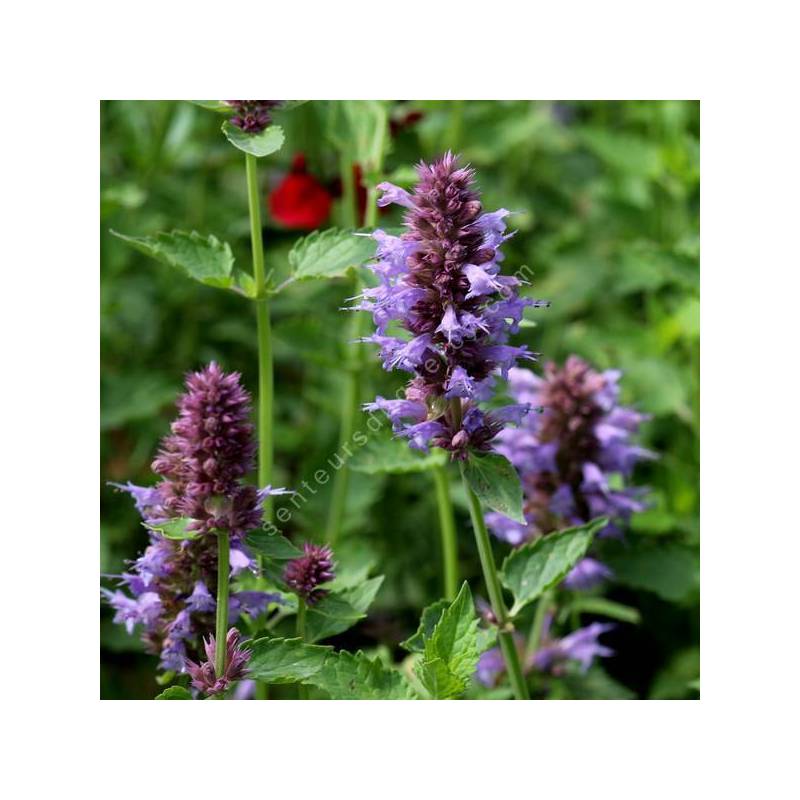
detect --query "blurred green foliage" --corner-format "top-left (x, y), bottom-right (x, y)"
top-left (101, 100), bottom-right (699, 699)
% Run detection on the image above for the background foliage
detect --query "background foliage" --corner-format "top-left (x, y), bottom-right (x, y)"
top-left (101, 100), bottom-right (699, 699)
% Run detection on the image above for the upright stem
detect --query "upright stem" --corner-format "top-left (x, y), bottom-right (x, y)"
top-left (526, 589), bottom-right (553, 662)
top-left (245, 153), bottom-right (274, 522)
top-left (432, 464), bottom-right (459, 600)
top-left (325, 165), bottom-right (373, 546)
top-left (460, 465), bottom-right (529, 700)
top-left (296, 597), bottom-right (308, 700)
top-left (215, 531), bottom-right (230, 680)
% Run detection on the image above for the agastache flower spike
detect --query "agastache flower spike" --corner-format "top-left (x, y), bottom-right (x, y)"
top-left (283, 543), bottom-right (335, 605)
top-left (102, 364), bottom-right (286, 672)
top-left (152, 362), bottom-right (261, 542)
top-left (357, 152), bottom-right (548, 460)
top-left (486, 356), bottom-right (654, 587)
top-left (185, 628), bottom-right (251, 696)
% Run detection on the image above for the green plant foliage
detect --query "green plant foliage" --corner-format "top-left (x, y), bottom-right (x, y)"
top-left (414, 583), bottom-right (479, 699)
top-left (462, 453), bottom-right (525, 523)
top-left (287, 228), bottom-right (377, 283)
top-left (309, 650), bottom-right (413, 700)
top-left (111, 230), bottom-right (235, 289)
top-left (349, 428), bottom-right (448, 474)
top-left (562, 596), bottom-right (642, 625)
top-left (145, 517), bottom-right (198, 541)
top-left (603, 540), bottom-right (700, 602)
top-left (155, 686), bottom-right (192, 700)
top-left (247, 637), bottom-right (332, 684)
top-left (305, 576), bottom-right (384, 643)
top-left (400, 599), bottom-right (449, 653)
top-left (501, 519), bottom-right (606, 615)
top-left (221, 121), bottom-right (285, 157)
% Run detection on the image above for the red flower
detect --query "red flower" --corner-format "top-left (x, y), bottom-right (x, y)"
top-left (269, 154), bottom-right (333, 230)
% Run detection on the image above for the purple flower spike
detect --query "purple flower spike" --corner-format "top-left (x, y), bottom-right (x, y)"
top-left (487, 356), bottom-right (654, 548)
top-left (226, 101), bottom-right (281, 133)
top-left (283, 543), bottom-right (336, 605)
top-left (152, 362), bottom-right (260, 541)
top-left (185, 628), bottom-right (251, 697)
top-left (357, 153), bottom-right (548, 459)
top-left (102, 362), bottom-right (276, 674)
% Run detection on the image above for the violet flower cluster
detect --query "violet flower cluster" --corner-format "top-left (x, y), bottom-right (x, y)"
top-left (486, 356), bottom-right (653, 563)
top-left (357, 152), bottom-right (548, 459)
top-left (226, 101), bottom-right (281, 133)
top-left (283, 543), bottom-right (335, 605)
top-left (102, 363), bottom-right (284, 672)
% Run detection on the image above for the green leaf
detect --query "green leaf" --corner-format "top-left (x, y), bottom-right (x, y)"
top-left (221, 121), bottom-right (285, 157)
top-left (305, 576), bottom-right (384, 643)
top-left (288, 228), bottom-right (376, 282)
top-left (462, 453), bottom-right (525, 523)
top-left (400, 599), bottom-right (448, 653)
top-left (501, 519), bottom-right (606, 616)
top-left (247, 637), bottom-right (331, 684)
top-left (415, 582), bottom-right (479, 699)
top-left (603, 541), bottom-right (699, 603)
top-left (190, 100), bottom-right (232, 113)
top-left (145, 517), bottom-right (198, 541)
top-left (110, 229), bottom-right (235, 289)
top-left (559, 666), bottom-right (636, 700)
top-left (564, 596), bottom-right (641, 625)
top-left (155, 686), bottom-right (192, 700)
top-left (349, 428), bottom-right (448, 474)
top-left (310, 650), bottom-right (413, 699)
top-left (246, 531), bottom-right (302, 561)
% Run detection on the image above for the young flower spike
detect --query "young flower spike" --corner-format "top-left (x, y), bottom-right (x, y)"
top-left (185, 628), bottom-right (251, 696)
top-left (226, 101), bottom-right (282, 133)
top-left (102, 364), bottom-right (286, 672)
top-left (485, 357), bottom-right (653, 581)
top-left (357, 152), bottom-right (548, 459)
top-left (283, 543), bottom-right (335, 605)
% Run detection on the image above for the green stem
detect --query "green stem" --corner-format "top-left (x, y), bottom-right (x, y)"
top-left (245, 153), bottom-right (274, 521)
top-left (525, 589), bottom-right (553, 662)
top-left (460, 465), bottom-right (529, 700)
top-left (296, 597), bottom-right (308, 700)
top-left (325, 167), bottom-right (377, 546)
top-left (432, 465), bottom-right (458, 600)
top-left (215, 531), bottom-right (230, 681)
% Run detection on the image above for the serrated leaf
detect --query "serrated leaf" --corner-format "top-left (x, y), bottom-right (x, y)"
top-left (155, 686), bottom-right (192, 700)
top-left (221, 121), bottom-right (284, 157)
top-left (501, 519), bottom-right (606, 616)
top-left (247, 637), bottom-right (331, 684)
top-left (305, 577), bottom-right (383, 643)
top-left (415, 582), bottom-right (479, 699)
top-left (288, 228), bottom-right (376, 282)
top-left (564, 596), bottom-right (641, 625)
top-left (246, 531), bottom-right (302, 561)
top-left (462, 453), bottom-right (525, 523)
top-left (145, 517), bottom-right (198, 541)
top-left (111, 229), bottom-right (234, 289)
top-left (400, 599), bottom-right (448, 653)
top-left (309, 650), bottom-right (413, 699)
top-left (350, 429), bottom-right (447, 474)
